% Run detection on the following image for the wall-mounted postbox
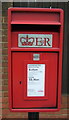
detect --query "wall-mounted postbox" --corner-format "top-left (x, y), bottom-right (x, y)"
top-left (8, 8), bottom-right (64, 112)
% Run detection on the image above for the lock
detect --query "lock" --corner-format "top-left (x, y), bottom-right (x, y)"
top-left (33, 54), bottom-right (40, 61)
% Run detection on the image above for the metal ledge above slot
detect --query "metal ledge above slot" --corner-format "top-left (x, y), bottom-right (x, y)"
top-left (11, 48), bottom-right (60, 52)
top-left (11, 21), bottom-right (61, 25)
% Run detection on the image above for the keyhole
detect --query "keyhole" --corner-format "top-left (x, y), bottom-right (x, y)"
top-left (19, 81), bottom-right (22, 84)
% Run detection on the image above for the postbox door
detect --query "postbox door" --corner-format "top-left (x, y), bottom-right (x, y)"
top-left (12, 52), bottom-right (58, 108)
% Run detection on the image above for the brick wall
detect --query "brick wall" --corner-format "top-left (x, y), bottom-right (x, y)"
top-left (1, 2), bottom-right (68, 120)
top-left (0, 1), bottom-right (2, 120)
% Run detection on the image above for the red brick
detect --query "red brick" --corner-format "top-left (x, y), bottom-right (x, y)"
top-left (2, 56), bottom-right (8, 61)
top-left (40, 109), bottom-right (68, 116)
top-left (61, 103), bottom-right (69, 109)
top-left (2, 62), bottom-right (8, 67)
top-left (0, 37), bottom-right (2, 42)
top-left (0, 59), bottom-right (2, 63)
top-left (2, 3), bottom-right (12, 11)
top-left (0, 55), bottom-right (2, 59)
top-left (0, 109), bottom-right (2, 114)
top-left (2, 48), bottom-right (8, 55)
top-left (0, 67), bottom-right (2, 73)
top-left (0, 103), bottom-right (2, 108)
top-left (0, 116), bottom-right (2, 120)
top-left (0, 16), bottom-right (2, 22)
top-left (2, 35), bottom-right (8, 42)
top-left (0, 79), bottom-right (2, 82)
top-left (2, 67), bottom-right (8, 73)
top-left (2, 109), bottom-right (10, 115)
top-left (3, 91), bottom-right (8, 97)
top-left (0, 43), bottom-right (2, 48)
top-left (2, 43), bottom-right (8, 48)
top-left (62, 95), bottom-right (68, 104)
top-left (1, 103), bottom-right (9, 109)
top-left (0, 30), bottom-right (2, 35)
top-left (0, 62), bottom-right (2, 67)
top-left (0, 23), bottom-right (2, 29)
top-left (0, 73), bottom-right (2, 78)
top-left (2, 29), bottom-right (8, 36)
top-left (2, 73), bottom-right (8, 79)
top-left (0, 97), bottom-right (2, 103)
top-left (0, 86), bottom-right (2, 91)
top-left (0, 91), bottom-right (2, 97)
top-left (2, 74), bottom-right (8, 79)
top-left (39, 113), bottom-right (68, 118)
top-left (2, 110), bottom-right (27, 118)
top-left (2, 80), bottom-right (8, 85)
top-left (0, 80), bottom-right (2, 85)
top-left (2, 23), bottom-right (8, 28)
top-left (2, 97), bottom-right (8, 103)
top-left (2, 85), bottom-right (8, 91)
top-left (2, 17), bottom-right (8, 24)
top-left (2, 10), bottom-right (8, 16)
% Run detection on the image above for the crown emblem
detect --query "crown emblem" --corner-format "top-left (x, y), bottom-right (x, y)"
top-left (20, 35), bottom-right (34, 46)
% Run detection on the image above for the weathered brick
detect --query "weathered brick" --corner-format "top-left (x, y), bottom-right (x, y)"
top-left (40, 109), bottom-right (68, 118)
top-left (2, 29), bottom-right (8, 36)
top-left (0, 16), bottom-right (2, 23)
top-left (2, 10), bottom-right (8, 16)
top-left (0, 38), bottom-right (2, 42)
top-left (0, 80), bottom-right (2, 85)
top-left (2, 73), bottom-right (8, 79)
top-left (0, 56), bottom-right (2, 60)
top-left (39, 113), bottom-right (68, 118)
top-left (2, 85), bottom-right (8, 91)
top-left (0, 91), bottom-right (2, 97)
top-left (0, 63), bottom-right (2, 67)
top-left (2, 109), bottom-right (10, 115)
top-left (0, 97), bottom-right (2, 103)
top-left (2, 97), bottom-right (8, 103)
top-left (2, 48), bottom-right (8, 55)
top-left (0, 72), bottom-right (2, 77)
top-left (2, 24), bottom-right (8, 29)
top-left (2, 62), bottom-right (8, 67)
top-left (2, 91), bottom-right (8, 97)
top-left (2, 43), bottom-right (8, 48)
top-left (1, 3), bottom-right (13, 119)
top-left (2, 35), bottom-right (8, 42)
top-left (0, 10), bottom-right (2, 16)
top-left (0, 42), bottom-right (2, 47)
top-left (2, 56), bottom-right (8, 61)
top-left (2, 110), bottom-right (28, 118)
top-left (62, 96), bottom-right (68, 104)
top-left (61, 103), bottom-right (69, 109)
top-left (0, 30), bottom-right (2, 35)
top-left (2, 2), bottom-right (12, 11)
top-left (0, 103), bottom-right (2, 108)
top-left (2, 79), bottom-right (8, 85)
top-left (0, 67), bottom-right (2, 73)
top-left (0, 49), bottom-right (2, 55)
top-left (0, 115), bottom-right (2, 120)
top-left (0, 86), bottom-right (2, 91)
top-left (0, 36), bottom-right (2, 42)
top-left (2, 17), bottom-right (8, 24)
top-left (1, 103), bottom-right (9, 109)
top-left (2, 67), bottom-right (8, 73)
top-left (0, 109), bottom-right (2, 115)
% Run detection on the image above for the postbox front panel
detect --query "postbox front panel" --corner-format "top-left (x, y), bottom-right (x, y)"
top-left (12, 52), bottom-right (58, 108)
top-left (8, 8), bottom-right (63, 111)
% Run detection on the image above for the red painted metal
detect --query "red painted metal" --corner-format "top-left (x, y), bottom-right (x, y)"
top-left (8, 8), bottom-right (64, 112)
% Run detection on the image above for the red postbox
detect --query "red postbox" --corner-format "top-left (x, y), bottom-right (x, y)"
top-left (8, 8), bottom-right (64, 112)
